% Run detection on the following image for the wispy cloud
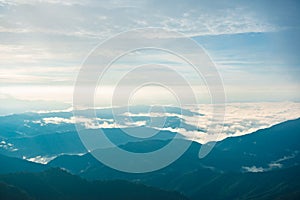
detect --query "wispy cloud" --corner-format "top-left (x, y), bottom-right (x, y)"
top-left (0, 0), bottom-right (279, 37)
top-left (241, 151), bottom-right (299, 173)
top-left (0, 0), bottom-right (299, 103)
top-left (242, 166), bottom-right (265, 173)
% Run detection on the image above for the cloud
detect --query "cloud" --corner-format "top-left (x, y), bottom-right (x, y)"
top-left (39, 116), bottom-right (144, 129)
top-left (123, 111), bottom-right (183, 118)
top-left (0, 0), bottom-right (298, 104)
top-left (0, 1), bottom-right (299, 140)
top-left (241, 152), bottom-right (298, 173)
top-left (0, 140), bottom-right (18, 152)
top-left (150, 102), bottom-right (300, 144)
top-left (26, 155), bottom-right (57, 164)
top-left (242, 166), bottom-right (264, 173)
top-left (35, 107), bottom-right (73, 114)
top-left (0, 0), bottom-right (280, 68)
top-left (42, 117), bottom-right (74, 124)
top-left (242, 163), bottom-right (282, 173)
top-left (32, 102), bottom-right (300, 144)
top-left (124, 120), bottom-right (147, 127)
top-left (268, 163), bottom-right (282, 169)
top-left (0, 0), bottom-right (280, 37)
top-left (29, 102), bottom-right (300, 144)
top-left (271, 152), bottom-right (298, 164)
top-left (122, 102), bottom-right (300, 144)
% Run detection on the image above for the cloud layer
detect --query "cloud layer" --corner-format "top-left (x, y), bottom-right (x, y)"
top-left (28, 102), bottom-right (300, 144)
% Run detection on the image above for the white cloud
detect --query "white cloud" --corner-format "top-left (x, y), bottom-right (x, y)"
top-left (118, 102), bottom-right (300, 144)
top-left (24, 152), bottom-right (85, 164)
top-left (35, 107), bottom-right (73, 114)
top-left (40, 116), bottom-right (126, 129)
top-left (274, 154), bottom-right (297, 163)
top-left (242, 166), bottom-right (265, 173)
top-left (242, 155), bottom-right (293, 173)
top-left (123, 112), bottom-right (182, 118)
top-left (0, 0), bottom-right (279, 74)
top-left (0, 0), bottom-right (278, 38)
top-left (20, 102), bottom-right (300, 144)
top-left (124, 120), bottom-right (147, 127)
top-left (27, 155), bottom-right (57, 164)
top-left (147, 102), bottom-right (300, 144)
top-left (0, 1), bottom-right (297, 105)
top-left (0, 0), bottom-right (298, 106)
top-left (268, 163), bottom-right (282, 169)
top-left (37, 102), bottom-right (300, 144)
top-left (42, 117), bottom-right (74, 124)
top-left (0, 140), bottom-right (18, 152)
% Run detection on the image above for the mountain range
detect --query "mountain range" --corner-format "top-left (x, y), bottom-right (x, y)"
top-left (0, 168), bottom-right (187, 200)
top-left (0, 117), bottom-right (299, 199)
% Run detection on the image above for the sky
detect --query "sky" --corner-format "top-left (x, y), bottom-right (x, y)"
top-left (0, 0), bottom-right (300, 110)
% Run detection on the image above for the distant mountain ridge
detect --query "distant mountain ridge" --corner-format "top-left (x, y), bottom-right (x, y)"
top-left (0, 154), bottom-right (46, 174)
top-left (0, 105), bottom-right (198, 159)
top-left (0, 168), bottom-right (187, 200)
top-left (201, 117), bottom-right (300, 172)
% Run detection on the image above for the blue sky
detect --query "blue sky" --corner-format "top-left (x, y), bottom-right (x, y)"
top-left (0, 0), bottom-right (299, 106)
